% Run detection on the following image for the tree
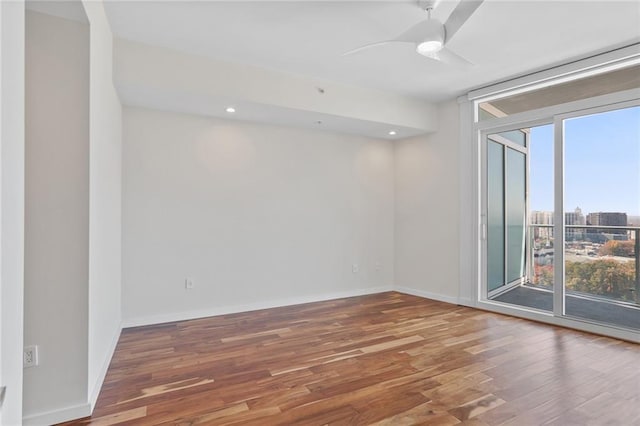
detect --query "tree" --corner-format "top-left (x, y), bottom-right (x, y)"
top-left (565, 260), bottom-right (636, 302)
top-left (533, 264), bottom-right (554, 286)
top-left (599, 240), bottom-right (635, 257)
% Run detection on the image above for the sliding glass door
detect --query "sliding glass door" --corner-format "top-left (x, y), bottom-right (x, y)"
top-left (481, 102), bottom-right (639, 334)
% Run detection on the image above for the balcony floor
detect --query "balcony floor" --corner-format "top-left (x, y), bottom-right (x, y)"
top-left (494, 285), bottom-right (640, 331)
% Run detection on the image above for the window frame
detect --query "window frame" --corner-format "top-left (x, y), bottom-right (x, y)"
top-left (460, 47), bottom-right (640, 343)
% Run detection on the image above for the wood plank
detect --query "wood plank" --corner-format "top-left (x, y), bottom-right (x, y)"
top-left (64, 407), bottom-right (147, 426)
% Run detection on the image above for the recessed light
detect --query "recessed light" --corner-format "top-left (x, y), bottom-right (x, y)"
top-left (225, 107), bottom-right (236, 113)
top-left (388, 130), bottom-right (397, 136)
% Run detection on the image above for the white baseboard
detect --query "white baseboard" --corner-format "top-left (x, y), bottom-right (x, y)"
top-left (89, 323), bottom-right (122, 410)
top-left (456, 297), bottom-right (476, 308)
top-left (394, 286), bottom-right (459, 305)
top-left (122, 285), bottom-right (394, 328)
top-left (23, 402), bottom-right (91, 426)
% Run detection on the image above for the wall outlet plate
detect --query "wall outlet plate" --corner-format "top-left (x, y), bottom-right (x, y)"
top-left (24, 345), bottom-right (38, 368)
top-left (185, 279), bottom-right (194, 289)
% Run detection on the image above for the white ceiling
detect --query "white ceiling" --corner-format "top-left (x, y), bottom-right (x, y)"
top-left (104, 0), bottom-right (640, 102)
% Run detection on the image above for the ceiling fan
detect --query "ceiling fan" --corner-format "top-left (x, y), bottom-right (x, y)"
top-left (343, 0), bottom-right (484, 66)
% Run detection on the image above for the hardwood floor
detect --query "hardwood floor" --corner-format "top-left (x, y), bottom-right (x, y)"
top-left (60, 292), bottom-right (640, 425)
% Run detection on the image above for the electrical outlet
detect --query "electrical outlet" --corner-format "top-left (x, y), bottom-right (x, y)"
top-left (352, 263), bottom-right (359, 273)
top-left (185, 279), bottom-right (194, 289)
top-left (24, 345), bottom-right (38, 368)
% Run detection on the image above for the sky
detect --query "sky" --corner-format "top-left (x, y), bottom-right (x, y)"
top-left (529, 105), bottom-right (640, 217)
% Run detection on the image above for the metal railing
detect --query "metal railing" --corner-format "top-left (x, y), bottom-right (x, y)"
top-left (529, 224), bottom-right (640, 304)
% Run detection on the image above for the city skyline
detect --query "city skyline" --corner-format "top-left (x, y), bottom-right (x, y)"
top-left (530, 207), bottom-right (638, 226)
top-left (529, 106), bottom-right (640, 216)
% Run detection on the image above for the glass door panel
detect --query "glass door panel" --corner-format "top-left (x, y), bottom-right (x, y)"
top-left (486, 130), bottom-right (527, 297)
top-left (486, 124), bottom-right (555, 313)
top-left (562, 105), bottom-right (640, 331)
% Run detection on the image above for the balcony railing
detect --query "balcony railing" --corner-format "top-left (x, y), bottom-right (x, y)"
top-left (529, 224), bottom-right (640, 305)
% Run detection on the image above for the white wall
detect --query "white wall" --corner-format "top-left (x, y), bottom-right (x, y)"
top-left (23, 4), bottom-right (123, 422)
top-left (0, 1), bottom-right (25, 424)
top-left (122, 107), bottom-right (394, 325)
top-left (24, 9), bottom-right (90, 420)
top-left (82, 0), bottom-right (123, 409)
top-left (394, 100), bottom-right (461, 303)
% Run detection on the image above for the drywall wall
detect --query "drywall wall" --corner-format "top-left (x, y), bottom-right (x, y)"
top-left (122, 107), bottom-right (394, 325)
top-left (82, 0), bottom-right (123, 409)
top-left (24, 9), bottom-right (90, 420)
top-left (23, 4), bottom-right (123, 422)
top-left (394, 100), bottom-right (461, 303)
top-left (0, 1), bottom-right (25, 424)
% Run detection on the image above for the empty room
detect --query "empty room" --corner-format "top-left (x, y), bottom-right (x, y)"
top-left (1, 0), bottom-right (639, 425)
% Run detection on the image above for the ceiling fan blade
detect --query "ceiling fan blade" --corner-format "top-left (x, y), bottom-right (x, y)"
top-left (344, 20), bottom-right (436, 56)
top-left (342, 40), bottom-right (409, 56)
top-left (427, 47), bottom-right (474, 66)
top-left (395, 20), bottom-right (433, 42)
top-left (444, 0), bottom-right (484, 42)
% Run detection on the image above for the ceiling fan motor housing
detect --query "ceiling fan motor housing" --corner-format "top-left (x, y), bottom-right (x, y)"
top-left (415, 19), bottom-right (445, 55)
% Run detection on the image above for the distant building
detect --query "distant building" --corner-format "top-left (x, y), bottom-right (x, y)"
top-left (586, 212), bottom-right (627, 236)
top-left (565, 207), bottom-right (585, 240)
top-left (531, 211), bottom-right (553, 239)
top-left (531, 211), bottom-right (553, 225)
